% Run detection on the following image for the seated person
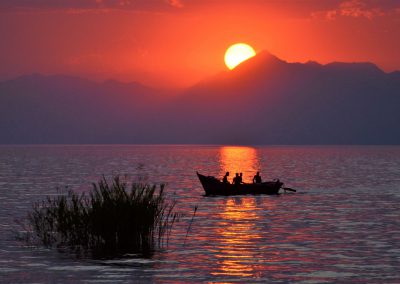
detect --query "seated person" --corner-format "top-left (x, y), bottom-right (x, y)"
top-left (222, 172), bottom-right (230, 183)
top-left (253, 172), bottom-right (262, 183)
top-left (233, 173), bottom-right (241, 185)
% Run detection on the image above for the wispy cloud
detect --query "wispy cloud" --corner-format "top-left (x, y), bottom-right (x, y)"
top-left (165, 0), bottom-right (184, 8)
top-left (1, 0), bottom-right (399, 19)
top-left (0, 0), bottom-right (186, 12)
top-left (312, 0), bottom-right (399, 20)
top-left (339, 0), bottom-right (383, 19)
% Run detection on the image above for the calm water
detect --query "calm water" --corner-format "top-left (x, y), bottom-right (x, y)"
top-left (1, 145), bottom-right (400, 283)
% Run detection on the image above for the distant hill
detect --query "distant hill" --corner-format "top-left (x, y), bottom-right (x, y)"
top-left (0, 74), bottom-right (165, 143)
top-left (1, 52), bottom-right (399, 144)
top-left (170, 51), bottom-right (400, 144)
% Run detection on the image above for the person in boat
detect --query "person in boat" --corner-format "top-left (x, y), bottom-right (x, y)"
top-left (239, 173), bottom-right (243, 184)
top-left (222, 172), bottom-right (230, 183)
top-left (232, 173), bottom-right (243, 185)
top-left (232, 173), bottom-right (241, 185)
top-left (253, 171), bottom-right (262, 183)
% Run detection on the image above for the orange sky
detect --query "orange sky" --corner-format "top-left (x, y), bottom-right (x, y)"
top-left (0, 0), bottom-right (399, 87)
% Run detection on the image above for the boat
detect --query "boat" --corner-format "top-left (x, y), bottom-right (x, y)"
top-left (197, 172), bottom-right (284, 196)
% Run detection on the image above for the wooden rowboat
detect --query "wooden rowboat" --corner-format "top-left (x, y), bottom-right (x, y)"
top-left (197, 172), bottom-right (283, 196)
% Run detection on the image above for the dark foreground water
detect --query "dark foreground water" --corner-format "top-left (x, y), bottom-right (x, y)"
top-left (1, 145), bottom-right (400, 283)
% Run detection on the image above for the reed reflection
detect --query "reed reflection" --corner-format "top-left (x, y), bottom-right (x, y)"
top-left (219, 146), bottom-right (260, 183)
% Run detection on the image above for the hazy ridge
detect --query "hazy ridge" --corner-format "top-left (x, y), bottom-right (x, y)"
top-left (1, 52), bottom-right (399, 144)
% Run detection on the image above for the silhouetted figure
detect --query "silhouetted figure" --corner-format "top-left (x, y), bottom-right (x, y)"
top-left (239, 172), bottom-right (243, 184)
top-left (232, 173), bottom-right (241, 185)
top-left (222, 172), bottom-right (230, 183)
top-left (253, 171), bottom-right (262, 183)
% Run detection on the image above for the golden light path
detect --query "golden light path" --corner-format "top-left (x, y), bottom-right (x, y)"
top-left (219, 146), bottom-right (260, 183)
top-left (211, 197), bottom-right (262, 277)
top-left (211, 146), bottom-right (275, 277)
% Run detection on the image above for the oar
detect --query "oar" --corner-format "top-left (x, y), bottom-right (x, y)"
top-left (282, 187), bottom-right (296, 192)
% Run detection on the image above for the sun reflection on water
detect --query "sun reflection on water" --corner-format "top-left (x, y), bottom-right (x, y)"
top-left (212, 146), bottom-right (280, 278)
top-left (212, 197), bottom-right (263, 277)
top-left (219, 146), bottom-right (260, 183)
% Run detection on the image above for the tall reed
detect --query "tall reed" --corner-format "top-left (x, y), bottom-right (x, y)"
top-left (28, 175), bottom-right (179, 256)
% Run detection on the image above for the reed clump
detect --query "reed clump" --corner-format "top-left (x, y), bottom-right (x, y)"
top-left (28, 175), bottom-right (179, 256)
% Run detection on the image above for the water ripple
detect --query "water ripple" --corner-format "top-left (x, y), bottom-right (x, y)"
top-left (1, 145), bottom-right (400, 283)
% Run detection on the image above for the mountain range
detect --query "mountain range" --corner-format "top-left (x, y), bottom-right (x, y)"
top-left (1, 51), bottom-right (399, 144)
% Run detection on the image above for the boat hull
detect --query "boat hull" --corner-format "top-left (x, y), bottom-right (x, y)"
top-left (197, 172), bottom-right (283, 196)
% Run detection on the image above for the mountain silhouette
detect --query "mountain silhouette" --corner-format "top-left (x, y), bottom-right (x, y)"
top-left (1, 52), bottom-right (399, 144)
top-left (168, 51), bottom-right (400, 144)
top-left (0, 74), bottom-right (165, 143)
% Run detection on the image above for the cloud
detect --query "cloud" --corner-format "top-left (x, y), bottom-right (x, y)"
top-left (339, 0), bottom-right (384, 19)
top-left (165, 0), bottom-right (184, 8)
top-left (1, 0), bottom-right (398, 18)
top-left (312, 0), bottom-right (398, 20)
top-left (0, 0), bottom-right (185, 12)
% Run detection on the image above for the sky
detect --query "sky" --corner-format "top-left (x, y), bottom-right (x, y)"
top-left (0, 0), bottom-right (399, 87)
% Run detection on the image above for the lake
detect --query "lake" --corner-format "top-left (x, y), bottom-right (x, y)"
top-left (1, 145), bottom-right (400, 283)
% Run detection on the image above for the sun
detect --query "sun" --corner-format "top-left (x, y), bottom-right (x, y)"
top-left (224, 43), bottom-right (256, 70)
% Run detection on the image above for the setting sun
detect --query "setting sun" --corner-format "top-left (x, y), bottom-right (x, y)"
top-left (224, 43), bottom-right (256, 70)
